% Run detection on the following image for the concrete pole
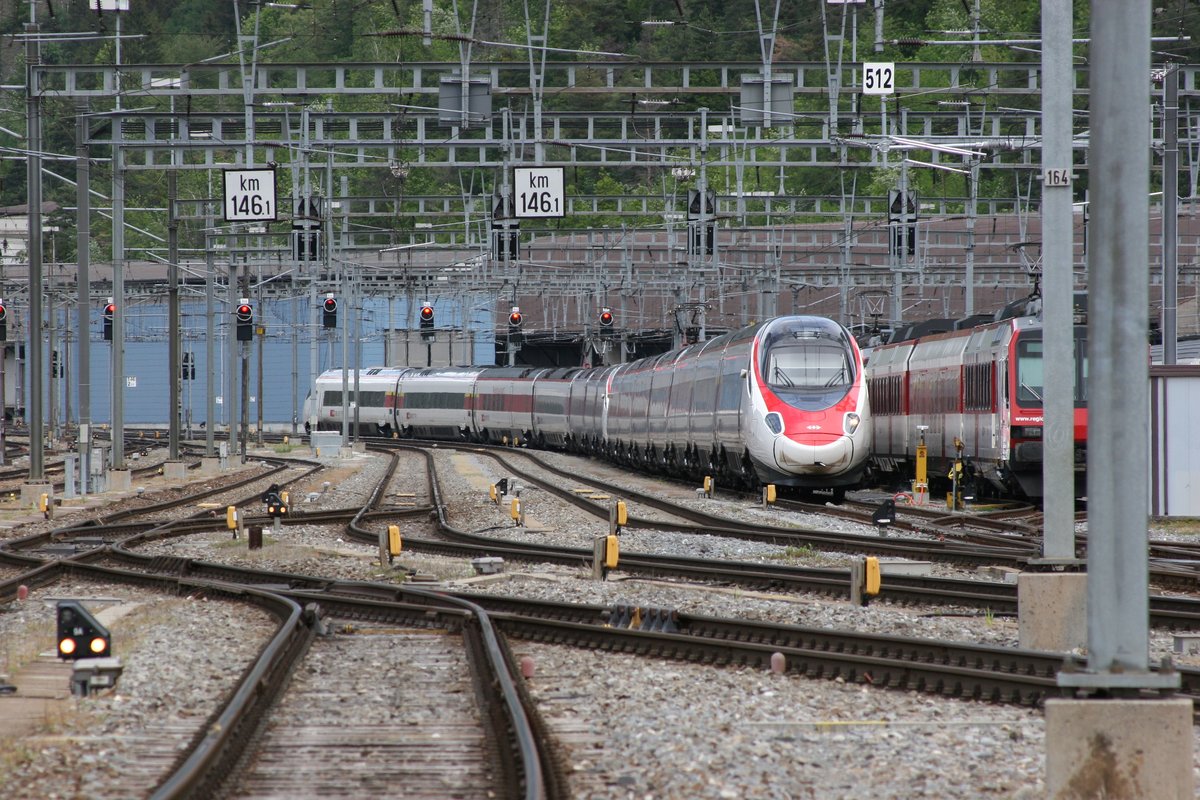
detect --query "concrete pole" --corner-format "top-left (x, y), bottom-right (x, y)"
top-left (25, 23), bottom-right (45, 480)
top-left (111, 121), bottom-right (125, 470)
top-left (1039, 0), bottom-right (1077, 560)
top-left (204, 229), bottom-right (216, 457)
top-left (1162, 64), bottom-right (1179, 365)
top-left (168, 169), bottom-right (180, 460)
top-left (75, 102), bottom-right (91, 494)
top-left (1061, 0), bottom-right (1172, 691)
top-left (228, 261), bottom-right (238, 455)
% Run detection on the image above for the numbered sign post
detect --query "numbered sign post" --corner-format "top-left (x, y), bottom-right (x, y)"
top-left (1043, 168), bottom-right (1072, 188)
top-left (862, 62), bottom-right (895, 96)
top-left (513, 167), bottom-right (565, 219)
top-left (223, 168), bottom-right (278, 222)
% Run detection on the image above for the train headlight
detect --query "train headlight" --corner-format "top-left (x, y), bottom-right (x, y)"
top-left (764, 412), bottom-right (784, 435)
top-left (844, 413), bottom-right (861, 435)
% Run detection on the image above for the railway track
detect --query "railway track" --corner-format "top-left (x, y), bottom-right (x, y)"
top-left (4, 441), bottom-right (1200, 797)
top-left (232, 626), bottom-right (503, 799)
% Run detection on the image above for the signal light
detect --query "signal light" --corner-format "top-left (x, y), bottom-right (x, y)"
top-left (235, 300), bottom-right (253, 342)
top-left (598, 308), bottom-right (614, 329)
top-left (56, 600), bottom-right (111, 661)
top-left (265, 491), bottom-right (287, 518)
top-left (419, 303), bottom-right (434, 341)
top-left (0, 299), bottom-right (7, 341)
top-left (322, 295), bottom-right (337, 328)
top-left (102, 300), bottom-right (115, 341)
top-left (508, 307), bottom-right (523, 329)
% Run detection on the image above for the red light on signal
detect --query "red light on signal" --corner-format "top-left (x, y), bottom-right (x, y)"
top-left (508, 312), bottom-right (523, 327)
top-left (0, 304), bottom-right (7, 321)
top-left (236, 304), bottom-right (253, 320)
top-left (103, 303), bottom-right (116, 318)
top-left (599, 310), bottom-right (613, 327)
top-left (420, 305), bottom-right (434, 322)
top-left (323, 297), bottom-right (337, 313)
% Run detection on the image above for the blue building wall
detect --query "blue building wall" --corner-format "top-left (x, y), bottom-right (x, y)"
top-left (32, 295), bottom-right (496, 426)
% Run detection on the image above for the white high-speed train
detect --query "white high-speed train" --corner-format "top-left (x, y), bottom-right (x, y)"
top-left (306, 316), bottom-right (872, 494)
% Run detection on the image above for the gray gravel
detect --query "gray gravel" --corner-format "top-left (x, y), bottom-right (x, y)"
top-left (4, 446), bottom-right (1200, 798)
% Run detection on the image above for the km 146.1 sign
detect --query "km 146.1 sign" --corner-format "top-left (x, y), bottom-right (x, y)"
top-left (223, 168), bottom-right (278, 223)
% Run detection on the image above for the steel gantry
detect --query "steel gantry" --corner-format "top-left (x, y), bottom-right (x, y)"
top-left (13, 57), bottom-right (1200, 345)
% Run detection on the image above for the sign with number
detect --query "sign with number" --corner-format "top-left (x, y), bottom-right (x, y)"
top-left (1043, 168), bottom-right (1072, 187)
top-left (513, 167), bottom-right (565, 219)
top-left (863, 62), bottom-right (895, 95)
top-left (223, 168), bottom-right (278, 223)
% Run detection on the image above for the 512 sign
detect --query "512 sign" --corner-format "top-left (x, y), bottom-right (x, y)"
top-left (862, 62), bottom-right (895, 96)
top-left (514, 167), bottom-right (565, 219)
top-left (223, 168), bottom-right (278, 222)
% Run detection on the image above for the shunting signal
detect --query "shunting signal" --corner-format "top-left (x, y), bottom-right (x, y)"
top-left (56, 600), bottom-right (111, 661)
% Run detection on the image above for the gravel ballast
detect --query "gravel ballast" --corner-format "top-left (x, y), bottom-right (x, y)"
top-left (3, 446), bottom-right (1200, 798)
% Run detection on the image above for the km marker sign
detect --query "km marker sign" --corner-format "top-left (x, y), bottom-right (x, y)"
top-left (223, 168), bottom-right (279, 223)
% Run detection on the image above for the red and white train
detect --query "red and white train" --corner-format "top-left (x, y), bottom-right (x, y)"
top-left (865, 314), bottom-right (1088, 498)
top-left (307, 316), bottom-right (872, 496)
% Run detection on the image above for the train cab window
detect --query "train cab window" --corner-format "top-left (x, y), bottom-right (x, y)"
top-left (1016, 339), bottom-right (1044, 405)
top-left (765, 345), bottom-right (853, 389)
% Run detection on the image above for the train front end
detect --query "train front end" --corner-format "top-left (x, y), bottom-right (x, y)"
top-left (744, 317), bottom-right (871, 488)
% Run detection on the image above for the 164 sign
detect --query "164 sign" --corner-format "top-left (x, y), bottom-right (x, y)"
top-left (513, 167), bottom-right (565, 218)
top-left (223, 168), bottom-right (278, 222)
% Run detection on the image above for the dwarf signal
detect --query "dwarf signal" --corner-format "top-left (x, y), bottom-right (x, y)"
top-left (56, 600), bottom-right (111, 661)
top-left (264, 490), bottom-right (288, 519)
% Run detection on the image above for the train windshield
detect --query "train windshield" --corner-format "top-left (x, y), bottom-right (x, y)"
top-left (1015, 333), bottom-right (1088, 406)
top-left (763, 331), bottom-right (855, 391)
top-left (766, 346), bottom-right (853, 389)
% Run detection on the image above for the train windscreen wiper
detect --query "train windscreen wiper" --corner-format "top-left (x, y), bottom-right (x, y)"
top-left (1020, 382), bottom-right (1043, 402)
